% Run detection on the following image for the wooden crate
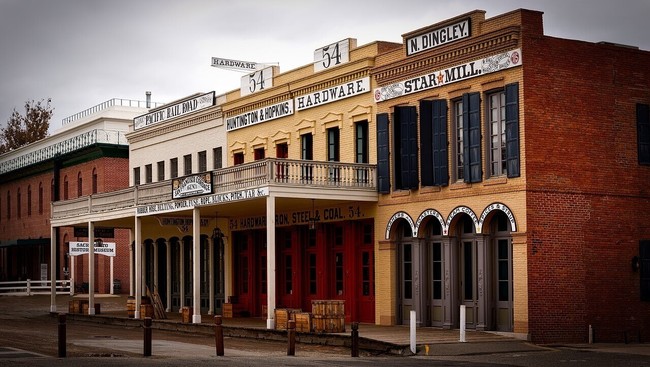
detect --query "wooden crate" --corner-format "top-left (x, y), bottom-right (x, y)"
top-left (311, 300), bottom-right (344, 317)
top-left (181, 307), bottom-right (192, 323)
top-left (140, 304), bottom-right (154, 319)
top-left (294, 312), bottom-right (312, 332)
top-left (82, 303), bottom-right (101, 315)
top-left (222, 303), bottom-right (233, 318)
top-left (274, 308), bottom-right (301, 330)
top-left (68, 299), bottom-right (88, 314)
top-left (312, 315), bottom-right (345, 333)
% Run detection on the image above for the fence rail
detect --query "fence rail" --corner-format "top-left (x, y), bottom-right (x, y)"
top-left (0, 279), bottom-right (72, 296)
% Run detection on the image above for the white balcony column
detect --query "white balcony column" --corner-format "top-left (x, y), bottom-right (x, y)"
top-left (50, 226), bottom-right (57, 312)
top-left (88, 221), bottom-right (95, 315)
top-left (134, 217), bottom-right (142, 319)
top-left (266, 194), bottom-right (276, 329)
top-left (129, 229), bottom-right (134, 297)
top-left (192, 207), bottom-right (201, 323)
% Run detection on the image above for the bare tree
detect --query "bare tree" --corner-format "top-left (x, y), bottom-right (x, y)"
top-left (0, 99), bottom-right (53, 153)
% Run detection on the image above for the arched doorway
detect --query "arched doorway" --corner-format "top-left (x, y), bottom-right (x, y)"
top-left (488, 211), bottom-right (513, 332)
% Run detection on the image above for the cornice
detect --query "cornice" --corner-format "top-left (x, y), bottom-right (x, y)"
top-left (127, 109), bottom-right (222, 144)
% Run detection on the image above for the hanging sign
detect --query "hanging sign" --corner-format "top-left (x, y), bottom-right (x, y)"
top-left (172, 173), bottom-right (213, 199)
top-left (211, 57), bottom-right (260, 72)
top-left (69, 241), bottom-right (116, 257)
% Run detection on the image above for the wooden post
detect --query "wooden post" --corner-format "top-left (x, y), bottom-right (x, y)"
top-left (287, 320), bottom-right (296, 356)
top-left (58, 313), bottom-right (66, 358)
top-left (351, 322), bottom-right (359, 357)
top-left (143, 317), bottom-right (152, 357)
top-left (215, 315), bottom-right (224, 356)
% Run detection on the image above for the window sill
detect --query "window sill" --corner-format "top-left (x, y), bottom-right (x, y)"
top-left (390, 190), bottom-right (412, 198)
top-left (420, 186), bottom-right (442, 194)
top-left (449, 182), bottom-right (472, 191)
top-left (483, 176), bottom-right (508, 186)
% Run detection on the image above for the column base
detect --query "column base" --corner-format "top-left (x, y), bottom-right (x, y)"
top-left (192, 314), bottom-right (202, 324)
top-left (266, 318), bottom-right (275, 329)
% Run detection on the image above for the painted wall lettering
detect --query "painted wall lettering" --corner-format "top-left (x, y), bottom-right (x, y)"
top-left (406, 19), bottom-right (470, 56)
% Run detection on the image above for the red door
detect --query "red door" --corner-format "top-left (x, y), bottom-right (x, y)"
top-left (357, 221), bottom-right (375, 323)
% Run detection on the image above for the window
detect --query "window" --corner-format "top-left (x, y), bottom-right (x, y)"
top-left (92, 168), bottom-right (98, 194)
top-left (234, 152), bottom-right (244, 165)
top-left (17, 189), bottom-right (21, 218)
top-left (488, 91), bottom-right (507, 177)
top-left (335, 252), bottom-right (344, 295)
top-left (184, 154), bottom-right (192, 175)
top-left (637, 104), bottom-right (650, 165)
top-left (301, 134), bottom-right (313, 181)
top-left (641, 240), bottom-right (650, 301)
top-left (420, 100), bottom-right (449, 186)
top-left (327, 127), bottom-right (340, 181)
top-left (393, 106), bottom-right (418, 190)
top-left (50, 179), bottom-right (54, 202)
top-left (454, 100), bottom-right (465, 181)
top-left (77, 172), bottom-right (82, 197)
top-left (213, 147), bottom-right (222, 169)
top-left (145, 164), bottom-right (152, 183)
top-left (157, 161), bottom-right (165, 181)
top-left (27, 185), bottom-right (32, 216)
top-left (198, 151), bottom-right (207, 172)
top-left (377, 113), bottom-right (390, 193)
top-left (133, 167), bottom-right (141, 186)
top-left (6, 191), bottom-right (10, 220)
top-left (170, 158), bottom-right (178, 178)
top-left (63, 176), bottom-right (69, 200)
top-left (254, 148), bottom-right (265, 160)
top-left (455, 93), bottom-right (482, 183)
top-left (356, 121), bottom-right (369, 183)
top-left (38, 182), bottom-right (43, 214)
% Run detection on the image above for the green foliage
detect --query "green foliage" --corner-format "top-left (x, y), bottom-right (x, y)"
top-left (0, 99), bottom-right (53, 154)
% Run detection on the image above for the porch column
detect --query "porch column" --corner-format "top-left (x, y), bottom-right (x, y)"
top-left (129, 230), bottom-right (134, 297)
top-left (180, 239), bottom-right (185, 309)
top-left (166, 240), bottom-right (172, 312)
top-left (110, 256), bottom-right (114, 294)
top-left (134, 217), bottom-right (142, 319)
top-left (142, 241), bottom-right (147, 295)
top-left (70, 247), bottom-right (75, 295)
top-left (50, 226), bottom-right (57, 312)
top-left (266, 194), bottom-right (276, 329)
top-left (192, 208), bottom-right (201, 323)
top-left (208, 236), bottom-right (214, 315)
top-left (476, 235), bottom-right (489, 331)
top-left (442, 237), bottom-right (456, 329)
top-left (153, 241), bottom-right (159, 293)
top-left (88, 221), bottom-right (95, 315)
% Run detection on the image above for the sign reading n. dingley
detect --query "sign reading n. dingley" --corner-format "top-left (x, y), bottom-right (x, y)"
top-left (69, 241), bottom-right (116, 257)
top-left (374, 48), bottom-right (522, 102)
top-left (226, 100), bottom-right (294, 131)
top-left (133, 91), bottom-right (215, 130)
top-left (406, 18), bottom-right (470, 56)
top-left (172, 173), bottom-right (213, 199)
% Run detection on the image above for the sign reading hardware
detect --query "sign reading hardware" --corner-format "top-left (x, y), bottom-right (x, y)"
top-left (406, 19), bottom-right (470, 56)
top-left (136, 187), bottom-right (269, 216)
top-left (314, 38), bottom-right (354, 72)
top-left (226, 100), bottom-right (294, 131)
top-left (69, 241), bottom-right (116, 257)
top-left (374, 48), bottom-right (522, 102)
top-left (172, 173), bottom-right (213, 199)
top-left (296, 77), bottom-right (370, 111)
top-left (211, 57), bottom-right (260, 72)
top-left (134, 92), bottom-right (215, 130)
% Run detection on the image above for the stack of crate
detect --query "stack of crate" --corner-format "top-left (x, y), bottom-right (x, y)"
top-left (274, 308), bottom-right (302, 330)
top-left (311, 300), bottom-right (345, 333)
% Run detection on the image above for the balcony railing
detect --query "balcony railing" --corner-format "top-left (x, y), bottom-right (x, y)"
top-left (52, 159), bottom-right (376, 221)
top-left (62, 98), bottom-right (165, 125)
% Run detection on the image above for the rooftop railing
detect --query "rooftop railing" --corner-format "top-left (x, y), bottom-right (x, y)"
top-left (62, 98), bottom-right (165, 125)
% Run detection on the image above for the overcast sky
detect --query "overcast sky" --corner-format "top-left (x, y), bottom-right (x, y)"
top-left (1, 0), bottom-right (648, 133)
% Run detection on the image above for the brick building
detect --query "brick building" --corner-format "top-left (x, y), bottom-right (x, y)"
top-left (0, 98), bottom-right (157, 295)
top-left (371, 9), bottom-right (650, 343)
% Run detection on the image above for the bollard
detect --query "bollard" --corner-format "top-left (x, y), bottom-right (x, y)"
top-left (58, 313), bottom-right (66, 358)
top-left (215, 315), bottom-right (224, 356)
top-left (351, 322), bottom-right (359, 357)
top-left (143, 317), bottom-right (152, 357)
top-left (459, 305), bottom-right (466, 343)
top-left (287, 320), bottom-right (296, 356)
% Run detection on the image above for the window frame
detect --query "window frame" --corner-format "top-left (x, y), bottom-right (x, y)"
top-left (486, 90), bottom-right (507, 178)
top-left (183, 154), bottom-right (192, 176)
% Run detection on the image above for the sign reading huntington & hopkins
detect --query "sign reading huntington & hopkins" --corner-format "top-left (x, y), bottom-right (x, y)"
top-left (374, 48), bottom-right (522, 102)
top-left (172, 173), bottom-right (213, 199)
top-left (134, 91), bottom-right (215, 130)
top-left (226, 100), bottom-right (294, 131)
top-left (69, 241), bottom-right (116, 257)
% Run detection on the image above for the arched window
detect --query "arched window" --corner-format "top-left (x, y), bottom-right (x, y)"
top-left (38, 182), bottom-right (43, 214)
top-left (51, 179), bottom-right (54, 202)
top-left (6, 191), bottom-right (11, 220)
top-left (27, 185), bottom-right (32, 216)
top-left (92, 168), bottom-right (98, 194)
top-left (63, 175), bottom-right (68, 200)
top-left (16, 188), bottom-right (21, 218)
top-left (77, 172), bottom-right (83, 197)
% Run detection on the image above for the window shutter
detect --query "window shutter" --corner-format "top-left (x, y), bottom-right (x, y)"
top-left (640, 240), bottom-right (650, 301)
top-left (377, 113), bottom-right (390, 194)
top-left (463, 93), bottom-right (482, 183)
top-left (407, 106), bottom-right (419, 189)
top-left (505, 83), bottom-right (521, 177)
top-left (420, 101), bottom-right (433, 187)
top-left (637, 104), bottom-right (650, 165)
top-left (432, 100), bottom-right (449, 186)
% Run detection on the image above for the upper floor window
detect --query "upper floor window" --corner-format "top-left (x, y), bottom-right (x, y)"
top-left (355, 121), bottom-right (368, 164)
top-left (17, 188), bottom-right (21, 218)
top-left (27, 185), bottom-right (32, 216)
top-left (213, 147), bottom-right (223, 169)
top-left (63, 176), bottom-right (69, 200)
top-left (234, 152), bottom-right (244, 165)
top-left (92, 168), bottom-right (98, 194)
top-left (254, 148), bottom-right (265, 161)
top-left (157, 161), bottom-right (165, 181)
top-left (38, 182), bottom-right (44, 214)
top-left (184, 154), bottom-right (192, 175)
top-left (198, 151), bottom-right (207, 172)
top-left (393, 106), bottom-right (418, 190)
top-left (454, 93), bottom-right (482, 183)
top-left (327, 127), bottom-right (340, 162)
top-left (170, 158), bottom-right (178, 178)
top-left (488, 91), bottom-right (507, 177)
top-left (301, 134), bottom-right (313, 160)
top-left (638, 104), bottom-right (650, 165)
top-left (454, 99), bottom-right (465, 182)
top-left (133, 167), bottom-right (141, 186)
top-left (7, 191), bottom-right (11, 219)
top-left (145, 164), bottom-right (152, 183)
top-left (77, 172), bottom-right (83, 197)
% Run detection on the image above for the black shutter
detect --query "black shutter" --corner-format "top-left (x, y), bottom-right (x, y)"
top-left (432, 100), bottom-right (449, 186)
top-left (463, 93), bottom-right (482, 183)
top-left (637, 104), bottom-right (650, 165)
top-left (420, 101), bottom-right (433, 187)
top-left (505, 83), bottom-right (520, 177)
top-left (407, 106), bottom-right (419, 189)
top-left (377, 113), bottom-right (390, 193)
top-left (640, 240), bottom-right (650, 301)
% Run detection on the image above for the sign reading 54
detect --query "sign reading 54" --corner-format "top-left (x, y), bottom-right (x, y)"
top-left (241, 66), bottom-right (274, 96)
top-left (314, 39), bottom-right (354, 72)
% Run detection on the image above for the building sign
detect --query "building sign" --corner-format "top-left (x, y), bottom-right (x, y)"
top-left (73, 227), bottom-right (115, 238)
top-left (374, 48), bottom-right (522, 102)
top-left (228, 204), bottom-right (368, 230)
top-left (226, 99), bottom-right (294, 131)
top-left (136, 187), bottom-right (269, 216)
top-left (406, 19), bottom-right (470, 56)
top-left (158, 217), bottom-right (210, 227)
top-left (385, 211), bottom-right (416, 239)
top-left (134, 92), bottom-right (215, 130)
top-left (211, 57), bottom-right (260, 72)
top-left (295, 77), bottom-right (370, 111)
top-left (241, 66), bottom-right (274, 96)
top-left (172, 173), bottom-right (213, 199)
top-left (478, 202), bottom-right (516, 232)
top-left (314, 38), bottom-right (353, 72)
top-left (69, 241), bottom-right (116, 257)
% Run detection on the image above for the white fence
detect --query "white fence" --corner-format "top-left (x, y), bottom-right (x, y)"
top-left (0, 279), bottom-right (73, 296)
